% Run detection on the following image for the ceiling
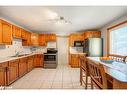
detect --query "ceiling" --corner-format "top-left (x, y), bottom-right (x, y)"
top-left (0, 6), bottom-right (127, 35)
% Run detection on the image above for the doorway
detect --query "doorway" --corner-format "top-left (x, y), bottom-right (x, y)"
top-left (57, 36), bottom-right (69, 65)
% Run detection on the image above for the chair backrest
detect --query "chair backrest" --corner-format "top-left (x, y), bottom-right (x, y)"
top-left (109, 54), bottom-right (126, 63)
top-left (80, 56), bottom-right (87, 69)
top-left (87, 59), bottom-right (107, 89)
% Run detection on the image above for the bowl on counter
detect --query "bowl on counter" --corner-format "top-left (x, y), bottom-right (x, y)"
top-left (100, 57), bottom-right (114, 64)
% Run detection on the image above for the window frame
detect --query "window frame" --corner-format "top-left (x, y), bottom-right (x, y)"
top-left (107, 20), bottom-right (127, 56)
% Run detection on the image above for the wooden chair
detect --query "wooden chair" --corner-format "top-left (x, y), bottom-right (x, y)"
top-left (80, 56), bottom-right (91, 89)
top-left (87, 59), bottom-right (107, 89)
top-left (108, 54), bottom-right (126, 63)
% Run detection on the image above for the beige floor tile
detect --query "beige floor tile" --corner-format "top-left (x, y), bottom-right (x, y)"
top-left (8, 63), bottom-right (86, 89)
top-left (40, 81), bottom-right (52, 89)
top-left (52, 82), bottom-right (62, 89)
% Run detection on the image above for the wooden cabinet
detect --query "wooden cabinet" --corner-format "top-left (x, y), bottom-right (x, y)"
top-left (0, 62), bottom-right (8, 86)
top-left (70, 54), bottom-right (84, 68)
top-left (0, 67), bottom-right (7, 86)
top-left (21, 29), bottom-right (27, 40)
top-left (70, 54), bottom-right (79, 67)
top-left (7, 59), bottom-right (19, 85)
top-left (0, 19), bottom-right (12, 45)
top-left (18, 57), bottom-right (28, 77)
top-left (69, 33), bottom-right (83, 46)
top-left (31, 33), bottom-right (39, 46)
top-left (27, 55), bottom-right (34, 72)
top-left (46, 34), bottom-right (56, 42)
top-left (39, 34), bottom-right (47, 46)
top-left (34, 54), bottom-right (44, 67)
top-left (22, 32), bottom-right (31, 46)
top-left (83, 31), bottom-right (101, 40)
top-left (12, 25), bottom-right (22, 38)
top-left (39, 34), bottom-right (56, 46)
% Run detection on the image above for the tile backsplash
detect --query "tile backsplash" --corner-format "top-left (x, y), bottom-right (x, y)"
top-left (70, 47), bottom-right (83, 53)
top-left (0, 38), bottom-right (30, 57)
top-left (0, 38), bottom-right (57, 58)
top-left (0, 39), bottom-right (23, 57)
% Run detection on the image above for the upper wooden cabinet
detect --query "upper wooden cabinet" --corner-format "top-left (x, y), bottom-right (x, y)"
top-left (0, 19), bottom-right (12, 45)
top-left (39, 34), bottom-right (47, 46)
top-left (12, 25), bottom-right (22, 38)
top-left (22, 31), bottom-right (31, 46)
top-left (21, 29), bottom-right (28, 40)
top-left (69, 33), bottom-right (84, 46)
top-left (31, 33), bottom-right (39, 46)
top-left (39, 34), bottom-right (56, 46)
top-left (46, 34), bottom-right (56, 42)
top-left (83, 31), bottom-right (101, 40)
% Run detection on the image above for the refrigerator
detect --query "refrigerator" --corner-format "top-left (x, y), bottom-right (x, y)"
top-left (83, 38), bottom-right (103, 57)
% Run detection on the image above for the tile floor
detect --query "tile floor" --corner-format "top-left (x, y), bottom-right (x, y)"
top-left (8, 63), bottom-right (92, 89)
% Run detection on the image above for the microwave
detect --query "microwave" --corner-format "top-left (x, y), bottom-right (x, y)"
top-left (74, 41), bottom-right (84, 47)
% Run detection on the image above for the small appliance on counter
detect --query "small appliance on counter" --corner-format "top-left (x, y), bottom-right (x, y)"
top-left (44, 48), bottom-right (58, 69)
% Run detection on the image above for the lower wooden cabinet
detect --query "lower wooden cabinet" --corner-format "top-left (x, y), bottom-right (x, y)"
top-left (70, 54), bottom-right (85, 68)
top-left (0, 54), bottom-right (44, 86)
top-left (18, 57), bottom-right (28, 77)
top-left (7, 59), bottom-right (19, 85)
top-left (0, 62), bottom-right (8, 86)
top-left (27, 55), bottom-right (34, 72)
top-left (34, 54), bottom-right (44, 67)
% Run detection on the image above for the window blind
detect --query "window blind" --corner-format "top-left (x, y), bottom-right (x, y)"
top-left (109, 23), bottom-right (127, 56)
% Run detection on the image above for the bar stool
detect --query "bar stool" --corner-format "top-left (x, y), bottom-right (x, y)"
top-left (80, 56), bottom-right (91, 89)
top-left (87, 59), bottom-right (107, 89)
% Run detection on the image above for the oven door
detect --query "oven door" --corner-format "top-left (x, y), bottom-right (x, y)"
top-left (44, 54), bottom-right (56, 61)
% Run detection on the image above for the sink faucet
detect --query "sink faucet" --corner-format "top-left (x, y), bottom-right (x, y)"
top-left (15, 50), bottom-right (23, 56)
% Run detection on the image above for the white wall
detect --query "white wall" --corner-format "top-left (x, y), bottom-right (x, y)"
top-left (100, 14), bottom-right (127, 56)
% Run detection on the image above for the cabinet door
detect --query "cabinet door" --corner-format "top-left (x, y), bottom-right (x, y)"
top-left (39, 34), bottom-right (47, 46)
top-left (27, 56), bottom-right (34, 72)
top-left (51, 34), bottom-right (56, 41)
top-left (34, 54), bottom-right (43, 67)
top-left (7, 60), bottom-right (19, 85)
top-left (19, 58), bottom-right (27, 77)
top-left (21, 29), bottom-right (27, 40)
top-left (1, 20), bottom-right (12, 44)
top-left (31, 33), bottom-right (39, 46)
top-left (0, 67), bottom-right (6, 86)
top-left (12, 25), bottom-right (21, 38)
top-left (0, 62), bottom-right (8, 86)
top-left (22, 32), bottom-right (31, 46)
top-left (71, 54), bottom-right (79, 68)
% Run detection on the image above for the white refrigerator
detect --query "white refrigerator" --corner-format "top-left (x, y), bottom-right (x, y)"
top-left (83, 38), bottom-right (103, 57)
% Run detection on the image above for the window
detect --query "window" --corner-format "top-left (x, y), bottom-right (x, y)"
top-left (108, 22), bottom-right (127, 56)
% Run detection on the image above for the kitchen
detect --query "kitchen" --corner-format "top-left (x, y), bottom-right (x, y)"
top-left (0, 6), bottom-right (127, 90)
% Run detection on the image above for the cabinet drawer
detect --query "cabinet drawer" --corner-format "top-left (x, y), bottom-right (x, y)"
top-left (0, 62), bottom-right (8, 67)
top-left (9, 59), bottom-right (19, 66)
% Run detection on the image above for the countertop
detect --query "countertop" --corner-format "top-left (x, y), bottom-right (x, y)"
top-left (0, 53), bottom-right (43, 63)
top-left (69, 52), bottom-right (87, 55)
